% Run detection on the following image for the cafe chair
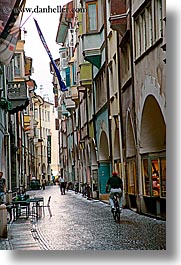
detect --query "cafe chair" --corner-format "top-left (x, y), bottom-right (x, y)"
top-left (31, 195), bottom-right (52, 220)
top-left (39, 196), bottom-right (52, 218)
top-left (18, 194), bottom-right (30, 219)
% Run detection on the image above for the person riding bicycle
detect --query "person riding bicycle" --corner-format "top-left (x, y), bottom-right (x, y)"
top-left (106, 172), bottom-right (123, 212)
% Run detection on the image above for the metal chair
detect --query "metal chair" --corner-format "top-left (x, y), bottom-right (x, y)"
top-left (31, 196), bottom-right (52, 220)
top-left (40, 196), bottom-right (52, 218)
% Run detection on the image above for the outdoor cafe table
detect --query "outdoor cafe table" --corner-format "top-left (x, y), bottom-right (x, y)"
top-left (11, 196), bottom-right (44, 220)
top-left (11, 199), bottom-right (30, 220)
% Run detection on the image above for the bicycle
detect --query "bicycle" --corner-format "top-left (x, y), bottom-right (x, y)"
top-left (111, 192), bottom-right (121, 223)
top-left (106, 189), bottom-right (121, 223)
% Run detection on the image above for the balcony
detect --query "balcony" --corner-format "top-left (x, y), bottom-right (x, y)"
top-left (79, 62), bottom-right (92, 86)
top-left (56, 2), bottom-right (74, 44)
top-left (64, 90), bottom-right (75, 112)
top-left (109, 0), bottom-right (128, 35)
top-left (61, 103), bottom-right (69, 117)
top-left (71, 86), bottom-right (79, 105)
top-left (82, 28), bottom-right (104, 69)
top-left (7, 81), bottom-right (29, 113)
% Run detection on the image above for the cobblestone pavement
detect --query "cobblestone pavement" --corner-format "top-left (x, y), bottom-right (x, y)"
top-left (0, 185), bottom-right (166, 250)
top-left (30, 186), bottom-right (166, 250)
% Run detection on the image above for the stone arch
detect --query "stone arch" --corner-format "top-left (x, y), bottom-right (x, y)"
top-left (138, 75), bottom-right (166, 137)
top-left (90, 138), bottom-right (98, 166)
top-left (99, 130), bottom-right (109, 161)
top-left (140, 95), bottom-right (166, 153)
top-left (126, 110), bottom-right (136, 157)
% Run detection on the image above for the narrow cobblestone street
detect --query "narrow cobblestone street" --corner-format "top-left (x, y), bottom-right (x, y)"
top-left (1, 186), bottom-right (166, 251)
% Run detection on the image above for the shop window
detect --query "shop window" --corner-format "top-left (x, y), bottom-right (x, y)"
top-left (151, 159), bottom-right (160, 196)
top-left (127, 160), bottom-right (137, 194)
top-left (86, 1), bottom-right (98, 33)
top-left (142, 155), bottom-right (166, 198)
top-left (114, 161), bottom-right (122, 178)
top-left (160, 158), bottom-right (166, 197)
top-left (142, 158), bottom-right (150, 196)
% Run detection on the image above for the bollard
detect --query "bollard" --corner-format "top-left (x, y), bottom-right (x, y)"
top-left (0, 204), bottom-right (7, 238)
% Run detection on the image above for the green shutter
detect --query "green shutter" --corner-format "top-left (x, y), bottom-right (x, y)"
top-left (66, 67), bottom-right (70, 87)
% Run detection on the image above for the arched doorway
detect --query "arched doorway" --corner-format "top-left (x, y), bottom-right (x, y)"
top-left (140, 95), bottom-right (166, 218)
top-left (126, 111), bottom-right (137, 209)
top-left (90, 139), bottom-right (98, 198)
top-left (98, 130), bottom-right (111, 195)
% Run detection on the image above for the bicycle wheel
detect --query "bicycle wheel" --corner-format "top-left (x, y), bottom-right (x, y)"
top-left (114, 198), bottom-right (120, 222)
top-left (115, 208), bottom-right (120, 223)
top-left (112, 209), bottom-right (117, 221)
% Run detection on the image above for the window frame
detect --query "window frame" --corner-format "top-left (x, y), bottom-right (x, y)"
top-left (127, 158), bottom-right (137, 195)
top-left (13, 53), bottom-right (22, 78)
top-left (142, 155), bottom-right (166, 198)
top-left (154, 0), bottom-right (163, 41)
top-left (146, 3), bottom-right (153, 49)
top-left (134, 0), bottom-right (163, 60)
top-left (86, 1), bottom-right (98, 33)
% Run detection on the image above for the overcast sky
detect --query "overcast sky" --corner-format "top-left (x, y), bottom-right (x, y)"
top-left (22, 0), bottom-right (69, 99)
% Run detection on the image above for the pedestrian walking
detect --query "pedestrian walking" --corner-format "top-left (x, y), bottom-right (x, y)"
top-left (86, 183), bottom-right (92, 200)
top-left (82, 183), bottom-right (87, 197)
top-left (42, 175), bottom-right (46, 190)
top-left (52, 175), bottom-right (55, 185)
top-left (59, 176), bottom-right (66, 195)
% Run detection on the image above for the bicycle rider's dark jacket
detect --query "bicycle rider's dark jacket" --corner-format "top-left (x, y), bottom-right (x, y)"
top-left (107, 176), bottom-right (123, 190)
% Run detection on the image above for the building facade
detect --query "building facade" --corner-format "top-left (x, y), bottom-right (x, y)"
top-left (0, 34), bottom-right (59, 193)
top-left (51, 0), bottom-right (166, 219)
